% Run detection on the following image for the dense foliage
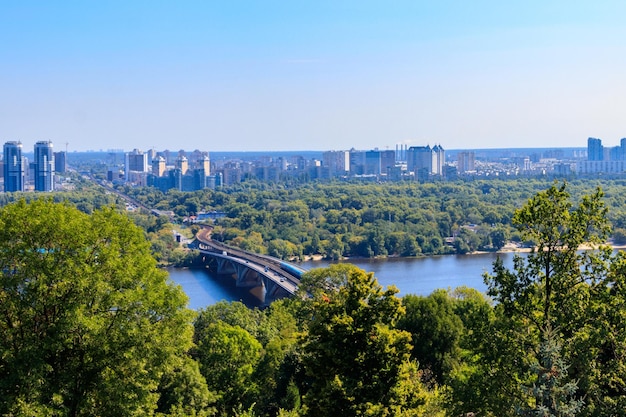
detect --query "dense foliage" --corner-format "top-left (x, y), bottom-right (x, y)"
top-left (0, 200), bottom-right (195, 416)
top-left (0, 173), bottom-right (196, 266)
top-left (121, 178), bottom-right (626, 260)
top-left (5, 181), bottom-right (626, 416)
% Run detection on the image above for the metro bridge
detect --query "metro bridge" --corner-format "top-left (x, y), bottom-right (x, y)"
top-left (189, 228), bottom-right (306, 305)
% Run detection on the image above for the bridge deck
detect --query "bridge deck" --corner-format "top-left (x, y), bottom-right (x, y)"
top-left (193, 228), bottom-right (303, 295)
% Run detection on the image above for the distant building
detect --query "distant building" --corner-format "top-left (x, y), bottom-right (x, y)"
top-left (34, 141), bottom-right (54, 192)
top-left (346, 149), bottom-right (396, 177)
top-left (432, 145), bottom-right (445, 175)
top-left (221, 164), bottom-right (242, 186)
top-left (554, 163), bottom-right (574, 176)
top-left (349, 149), bottom-right (366, 175)
top-left (580, 137), bottom-right (626, 174)
top-left (577, 160), bottom-right (626, 174)
top-left (364, 150), bottom-right (382, 175)
top-left (457, 151), bottom-right (475, 173)
top-left (125, 149), bottom-right (148, 181)
top-left (380, 150), bottom-right (396, 176)
top-left (147, 149), bottom-right (216, 191)
top-left (152, 156), bottom-right (166, 177)
top-left (4, 141), bottom-right (24, 192)
top-left (322, 150), bottom-right (350, 177)
top-left (54, 151), bottom-right (67, 173)
top-left (176, 155), bottom-right (189, 175)
top-left (406, 144), bottom-right (445, 179)
top-left (587, 137), bottom-right (604, 161)
top-left (197, 154), bottom-right (210, 176)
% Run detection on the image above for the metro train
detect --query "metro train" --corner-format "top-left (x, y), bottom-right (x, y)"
top-left (279, 262), bottom-right (307, 279)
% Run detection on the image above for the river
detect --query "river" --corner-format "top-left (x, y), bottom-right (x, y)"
top-left (168, 252), bottom-right (522, 310)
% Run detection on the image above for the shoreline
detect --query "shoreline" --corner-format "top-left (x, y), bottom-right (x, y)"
top-left (301, 241), bottom-right (626, 263)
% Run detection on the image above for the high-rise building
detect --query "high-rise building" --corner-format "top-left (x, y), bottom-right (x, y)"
top-left (54, 151), bottom-right (67, 173)
top-left (34, 141), bottom-right (55, 191)
top-left (364, 150), bottom-right (381, 175)
top-left (4, 141), bottom-right (24, 192)
top-left (407, 146), bottom-right (434, 177)
top-left (152, 156), bottom-right (166, 177)
top-left (349, 149), bottom-right (366, 175)
top-left (406, 144), bottom-right (445, 180)
top-left (176, 155), bottom-right (189, 175)
top-left (432, 144), bottom-right (445, 175)
top-left (588, 137), bottom-right (604, 161)
top-left (322, 150), bottom-right (350, 176)
top-left (125, 149), bottom-right (148, 181)
top-left (457, 151), bottom-right (475, 173)
top-left (380, 150), bottom-right (396, 175)
top-left (197, 154), bottom-right (210, 175)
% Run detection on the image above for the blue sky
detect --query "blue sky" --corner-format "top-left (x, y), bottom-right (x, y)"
top-left (2, 1), bottom-right (625, 152)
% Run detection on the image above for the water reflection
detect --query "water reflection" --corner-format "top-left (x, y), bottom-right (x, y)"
top-left (169, 252), bottom-right (526, 309)
top-left (167, 267), bottom-right (265, 310)
top-left (300, 252), bottom-right (517, 297)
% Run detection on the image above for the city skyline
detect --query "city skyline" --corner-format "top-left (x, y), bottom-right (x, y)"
top-left (2, 1), bottom-right (626, 152)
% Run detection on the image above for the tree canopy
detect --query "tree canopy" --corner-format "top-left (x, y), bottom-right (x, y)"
top-left (0, 199), bottom-right (195, 416)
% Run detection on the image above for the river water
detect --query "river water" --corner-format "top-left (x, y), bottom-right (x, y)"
top-left (168, 252), bottom-right (521, 310)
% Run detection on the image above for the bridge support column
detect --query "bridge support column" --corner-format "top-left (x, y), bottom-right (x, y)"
top-left (264, 279), bottom-right (292, 304)
top-left (235, 263), bottom-right (262, 288)
top-left (215, 258), bottom-right (236, 275)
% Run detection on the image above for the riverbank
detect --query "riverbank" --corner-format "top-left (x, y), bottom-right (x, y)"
top-left (300, 240), bottom-right (626, 263)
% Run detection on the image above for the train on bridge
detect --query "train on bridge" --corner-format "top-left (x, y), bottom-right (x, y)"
top-left (192, 228), bottom-right (308, 304)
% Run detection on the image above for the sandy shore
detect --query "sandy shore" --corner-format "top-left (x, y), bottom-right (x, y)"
top-left (300, 241), bottom-right (626, 262)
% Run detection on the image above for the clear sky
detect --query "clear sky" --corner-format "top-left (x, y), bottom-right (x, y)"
top-left (2, 1), bottom-right (626, 152)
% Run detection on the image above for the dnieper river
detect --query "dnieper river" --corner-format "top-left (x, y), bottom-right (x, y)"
top-left (169, 252), bottom-right (521, 310)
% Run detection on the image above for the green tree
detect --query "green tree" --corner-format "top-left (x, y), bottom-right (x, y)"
top-left (0, 199), bottom-right (196, 416)
top-left (156, 356), bottom-right (216, 416)
top-left (572, 251), bottom-right (626, 416)
top-left (296, 264), bottom-right (425, 416)
top-left (518, 327), bottom-right (583, 417)
top-left (398, 290), bottom-right (464, 385)
top-left (484, 183), bottom-right (611, 415)
top-left (194, 321), bottom-right (263, 416)
top-left (489, 227), bottom-right (509, 250)
top-left (491, 182), bottom-right (610, 330)
top-left (444, 287), bottom-right (502, 417)
top-left (193, 300), bottom-right (301, 416)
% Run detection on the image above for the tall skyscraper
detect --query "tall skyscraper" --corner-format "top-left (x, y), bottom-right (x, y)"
top-left (176, 155), bottom-right (189, 175)
top-left (54, 151), bottom-right (67, 173)
top-left (322, 150), bottom-right (350, 176)
top-left (152, 156), bottom-right (166, 177)
top-left (457, 151), bottom-right (476, 173)
top-left (432, 144), bottom-right (445, 175)
top-left (125, 149), bottom-right (149, 181)
top-left (380, 150), bottom-right (396, 175)
top-left (407, 146), bottom-right (434, 176)
top-left (406, 144), bottom-right (445, 180)
top-left (349, 149), bottom-right (366, 175)
top-left (197, 154), bottom-right (210, 175)
top-left (364, 150), bottom-right (382, 175)
top-left (34, 141), bottom-right (55, 192)
top-left (4, 141), bottom-right (24, 192)
top-left (588, 137), bottom-right (604, 161)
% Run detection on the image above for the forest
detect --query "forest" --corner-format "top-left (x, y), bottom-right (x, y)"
top-left (119, 177), bottom-right (626, 260)
top-left (1, 179), bottom-right (626, 416)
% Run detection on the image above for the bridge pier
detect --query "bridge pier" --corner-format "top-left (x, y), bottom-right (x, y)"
top-left (234, 263), bottom-right (263, 288)
top-left (265, 280), bottom-right (292, 303)
top-left (195, 246), bottom-right (299, 305)
top-left (215, 258), bottom-right (236, 275)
